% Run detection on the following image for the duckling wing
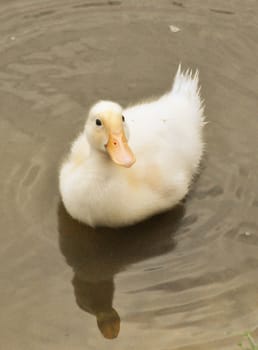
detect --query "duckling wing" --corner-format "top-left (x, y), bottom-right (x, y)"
top-left (124, 66), bottom-right (204, 150)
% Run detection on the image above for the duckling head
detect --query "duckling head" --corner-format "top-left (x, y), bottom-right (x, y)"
top-left (85, 101), bottom-right (136, 168)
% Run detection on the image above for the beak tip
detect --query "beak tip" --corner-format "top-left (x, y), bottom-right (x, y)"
top-left (124, 162), bottom-right (135, 168)
top-left (117, 157), bottom-right (136, 168)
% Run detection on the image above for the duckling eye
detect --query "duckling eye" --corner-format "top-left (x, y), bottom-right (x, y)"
top-left (96, 119), bottom-right (102, 126)
top-left (122, 115), bottom-right (125, 122)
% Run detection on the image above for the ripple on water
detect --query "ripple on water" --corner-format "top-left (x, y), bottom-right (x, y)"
top-left (0, 0), bottom-right (258, 349)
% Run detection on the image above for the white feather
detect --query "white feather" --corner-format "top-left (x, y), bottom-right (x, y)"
top-left (59, 66), bottom-right (205, 227)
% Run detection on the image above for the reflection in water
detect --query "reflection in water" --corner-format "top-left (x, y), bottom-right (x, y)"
top-left (72, 277), bottom-right (120, 339)
top-left (1, 0), bottom-right (258, 348)
top-left (58, 202), bottom-right (185, 339)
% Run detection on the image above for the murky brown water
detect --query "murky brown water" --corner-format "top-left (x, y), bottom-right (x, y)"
top-left (1, 0), bottom-right (258, 349)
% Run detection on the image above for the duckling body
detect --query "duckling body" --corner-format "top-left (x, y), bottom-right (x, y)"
top-left (59, 67), bottom-right (205, 227)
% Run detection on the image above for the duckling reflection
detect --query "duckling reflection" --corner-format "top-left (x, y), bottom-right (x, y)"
top-left (58, 203), bottom-right (185, 339)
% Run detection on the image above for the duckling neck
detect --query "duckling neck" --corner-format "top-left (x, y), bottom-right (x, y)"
top-left (90, 147), bottom-right (112, 168)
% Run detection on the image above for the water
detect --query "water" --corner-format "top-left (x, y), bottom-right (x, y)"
top-left (0, 0), bottom-right (258, 349)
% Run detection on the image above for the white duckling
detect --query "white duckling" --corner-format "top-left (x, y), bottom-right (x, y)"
top-left (59, 66), bottom-right (205, 228)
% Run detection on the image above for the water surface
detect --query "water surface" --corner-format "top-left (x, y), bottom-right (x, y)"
top-left (0, 0), bottom-right (258, 349)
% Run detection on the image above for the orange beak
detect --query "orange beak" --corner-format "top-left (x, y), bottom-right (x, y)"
top-left (105, 130), bottom-right (136, 168)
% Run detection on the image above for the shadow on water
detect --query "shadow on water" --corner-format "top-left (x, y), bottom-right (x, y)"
top-left (58, 202), bottom-right (185, 339)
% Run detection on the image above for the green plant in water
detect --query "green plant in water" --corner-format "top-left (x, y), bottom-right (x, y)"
top-left (238, 333), bottom-right (258, 350)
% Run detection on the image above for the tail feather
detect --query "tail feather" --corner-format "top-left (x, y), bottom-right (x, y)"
top-left (172, 64), bottom-right (200, 98)
top-left (171, 64), bottom-right (205, 124)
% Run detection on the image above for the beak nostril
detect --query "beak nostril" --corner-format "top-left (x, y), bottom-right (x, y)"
top-left (113, 141), bottom-right (117, 146)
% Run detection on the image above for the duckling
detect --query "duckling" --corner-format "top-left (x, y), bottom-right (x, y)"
top-left (59, 66), bottom-right (205, 227)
